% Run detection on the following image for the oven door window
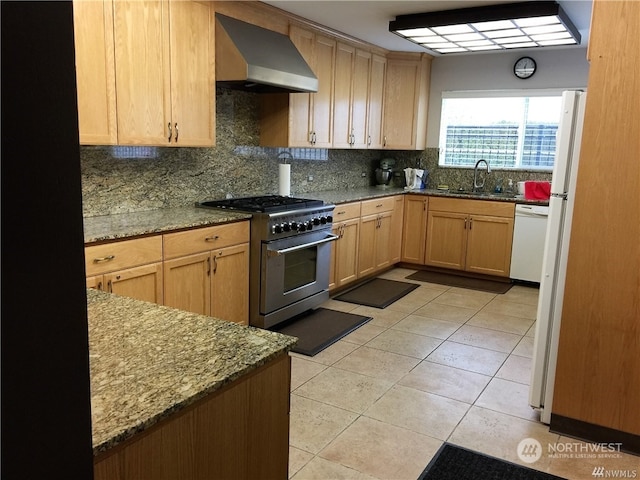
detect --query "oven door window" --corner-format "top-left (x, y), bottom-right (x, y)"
top-left (284, 246), bottom-right (317, 293)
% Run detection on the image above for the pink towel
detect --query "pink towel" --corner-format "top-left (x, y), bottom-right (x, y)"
top-left (524, 181), bottom-right (551, 200)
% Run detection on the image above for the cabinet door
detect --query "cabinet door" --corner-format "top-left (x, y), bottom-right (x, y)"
top-left (332, 42), bottom-right (355, 148)
top-left (367, 54), bottom-right (386, 149)
top-left (425, 211), bottom-right (467, 271)
top-left (335, 219), bottom-right (360, 287)
top-left (105, 263), bottom-right (164, 304)
top-left (310, 34), bottom-right (336, 147)
top-left (86, 275), bottom-right (104, 291)
top-left (288, 25), bottom-right (313, 146)
top-left (383, 54), bottom-right (429, 150)
top-left (374, 211), bottom-right (393, 271)
top-left (73, 0), bottom-right (117, 145)
top-left (351, 49), bottom-right (372, 149)
top-left (211, 243), bottom-right (249, 325)
top-left (113, 0), bottom-right (171, 145)
top-left (357, 214), bottom-right (378, 277)
top-left (168, 0), bottom-right (215, 146)
top-left (389, 196), bottom-right (405, 264)
top-left (465, 215), bottom-right (514, 277)
top-left (401, 195), bottom-right (428, 264)
top-left (163, 252), bottom-right (211, 315)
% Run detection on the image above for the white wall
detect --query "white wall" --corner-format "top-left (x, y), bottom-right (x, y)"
top-left (426, 47), bottom-right (590, 147)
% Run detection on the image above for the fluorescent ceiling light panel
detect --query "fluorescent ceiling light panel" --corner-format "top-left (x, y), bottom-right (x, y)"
top-left (396, 28), bottom-right (435, 36)
top-left (389, 1), bottom-right (581, 54)
top-left (471, 20), bottom-right (515, 31)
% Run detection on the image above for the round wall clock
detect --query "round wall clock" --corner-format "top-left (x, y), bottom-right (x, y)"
top-left (514, 56), bottom-right (537, 79)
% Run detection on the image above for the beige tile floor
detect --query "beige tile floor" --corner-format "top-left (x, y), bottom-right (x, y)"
top-left (288, 268), bottom-right (640, 480)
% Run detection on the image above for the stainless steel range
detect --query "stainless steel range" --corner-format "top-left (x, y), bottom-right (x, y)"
top-left (198, 195), bottom-right (336, 329)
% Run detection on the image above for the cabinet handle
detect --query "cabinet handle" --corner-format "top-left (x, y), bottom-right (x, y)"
top-left (367, 135), bottom-right (371, 146)
top-left (376, 204), bottom-right (383, 208)
top-left (93, 255), bottom-right (115, 264)
top-left (168, 122), bottom-right (172, 142)
top-left (207, 256), bottom-right (211, 276)
top-left (174, 123), bottom-right (179, 142)
top-left (336, 210), bottom-right (346, 216)
top-left (107, 280), bottom-right (113, 293)
top-left (97, 281), bottom-right (103, 291)
top-left (423, 201), bottom-right (427, 211)
top-left (464, 218), bottom-right (468, 229)
top-left (205, 235), bottom-right (220, 242)
top-left (312, 132), bottom-right (317, 145)
top-left (213, 254), bottom-right (218, 274)
top-left (383, 135), bottom-right (387, 147)
top-left (469, 218), bottom-right (473, 230)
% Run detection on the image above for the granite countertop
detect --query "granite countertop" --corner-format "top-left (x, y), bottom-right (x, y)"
top-left (88, 288), bottom-right (296, 455)
top-left (306, 186), bottom-right (548, 206)
top-left (83, 206), bottom-right (252, 244)
top-left (83, 190), bottom-right (547, 245)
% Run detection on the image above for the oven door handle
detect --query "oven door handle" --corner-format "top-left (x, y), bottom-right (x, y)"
top-left (267, 233), bottom-right (339, 257)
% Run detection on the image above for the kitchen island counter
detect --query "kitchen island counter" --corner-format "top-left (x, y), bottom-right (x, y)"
top-left (83, 206), bottom-right (252, 244)
top-left (87, 288), bottom-right (296, 455)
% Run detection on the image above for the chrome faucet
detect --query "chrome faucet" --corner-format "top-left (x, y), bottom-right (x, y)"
top-left (473, 159), bottom-right (491, 192)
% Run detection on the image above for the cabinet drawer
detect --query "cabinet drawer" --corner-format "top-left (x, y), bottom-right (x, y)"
top-left (333, 201), bottom-right (361, 222)
top-left (85, 236), bottom-right (163, 276)
top-left (360, 196), bottom-right (396, 216)
top-left (429, 196), bottom-right (515, 218)
top-left (163, 221), bottom-right (250, 259)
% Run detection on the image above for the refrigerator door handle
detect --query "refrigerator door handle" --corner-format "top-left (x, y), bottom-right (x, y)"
top-left (551, 193), bottom-right (568, 200)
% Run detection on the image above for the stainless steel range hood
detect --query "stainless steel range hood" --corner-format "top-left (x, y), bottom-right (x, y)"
top-left (215, 14), bottom-right (318, 94)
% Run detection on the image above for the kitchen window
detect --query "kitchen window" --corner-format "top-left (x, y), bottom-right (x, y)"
top-left (439, 91), bottom-right (563, 171)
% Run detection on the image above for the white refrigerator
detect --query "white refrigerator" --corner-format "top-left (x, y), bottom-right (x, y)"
top-left (529, 90), bottom-right (587, 424)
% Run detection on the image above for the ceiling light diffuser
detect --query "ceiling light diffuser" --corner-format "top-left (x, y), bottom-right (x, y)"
top-left (389, 1), bottom-right (581, 55)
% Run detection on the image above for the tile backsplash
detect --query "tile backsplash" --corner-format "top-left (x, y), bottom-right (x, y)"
top-left (81, 88), bottom-right (551, 217)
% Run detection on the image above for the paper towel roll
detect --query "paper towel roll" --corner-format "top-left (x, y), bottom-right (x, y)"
top-left (278, 163), bottom-right (291, 196)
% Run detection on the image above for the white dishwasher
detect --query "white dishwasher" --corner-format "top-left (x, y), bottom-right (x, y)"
top-left (510, 204), bottom-right (549, 283)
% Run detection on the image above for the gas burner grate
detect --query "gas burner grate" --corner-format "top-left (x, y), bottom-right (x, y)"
top-left (199, 195), bottom-right (324, 213)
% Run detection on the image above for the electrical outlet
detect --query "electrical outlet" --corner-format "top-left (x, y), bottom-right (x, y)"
top-left (307, 175), bottom-right (314, 182)
top-left (361, 172), bottom-right (367, 177)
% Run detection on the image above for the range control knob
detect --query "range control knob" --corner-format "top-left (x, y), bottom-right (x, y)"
top-left (307, 221), bottom-right (313, 231)
top-left (326, 215), bottom-right (333, 223)
top-left (283, 222), bottom-right (291, 232)
top-left (313, 217), bottom-right (320, 226)
top-left (320, 216), bottom-right (327, 224)
top-left (298, 223), bottom-right (307, 232)
top-left (273, 224), bottom-right (283, 234)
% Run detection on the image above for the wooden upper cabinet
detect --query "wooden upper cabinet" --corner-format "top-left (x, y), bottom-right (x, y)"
top-left (333, 44), bottom-right (372, 149)
top-left (73, 0), bottom-right (118, 145)
top-left (168, 0), bottom-right (215, 146)
top-left (382, 53), bottom-right (431, 150)
top-left (112, 0), bottom-right (214, 146)
top-left (259, 25), bottom-right (335, 148)
top-left (367, 54), bottom-right (386, 149)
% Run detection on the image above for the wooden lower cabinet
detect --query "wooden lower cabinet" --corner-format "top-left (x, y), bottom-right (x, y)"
top-left (401, 195), bottom-right (428, 264)
top-left (358, 196), bottom-right (403, 277)
top-left (330, 218), bottom-right (360, 290)
top-left (163, 243), bottom-right (249, 325)
top-left (425, 197), bottom-right (515, 277)
top-left (93, 353), bottom-right (291, 480)
top-left (85, 236), bottom-right (164, 304)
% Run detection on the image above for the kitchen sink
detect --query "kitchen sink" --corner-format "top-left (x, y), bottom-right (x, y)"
top-left (450, 190), bottom-right (519, 199)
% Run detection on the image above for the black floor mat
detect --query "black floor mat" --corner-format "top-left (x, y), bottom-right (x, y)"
top-left (333, 278), bottom-right (419, 308)
top-left (271, 308), bottom-right (371, 356)
top-left (406, 270), bottom-right (513, 294)
top-left (418, 443), bottom-right (566, 480)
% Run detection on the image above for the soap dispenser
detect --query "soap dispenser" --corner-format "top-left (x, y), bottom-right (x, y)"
top-left (506, 179), bottom-right (514, 194)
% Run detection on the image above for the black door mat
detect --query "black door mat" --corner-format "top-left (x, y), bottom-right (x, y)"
top-left (333, 278), bottom-right (419, 308)
top-left (406, 270), bottom-right (513, 294)
top-left (271, 308), bottom-right (371, 356)
top-left (418, 443), bottom-right (566, 480)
